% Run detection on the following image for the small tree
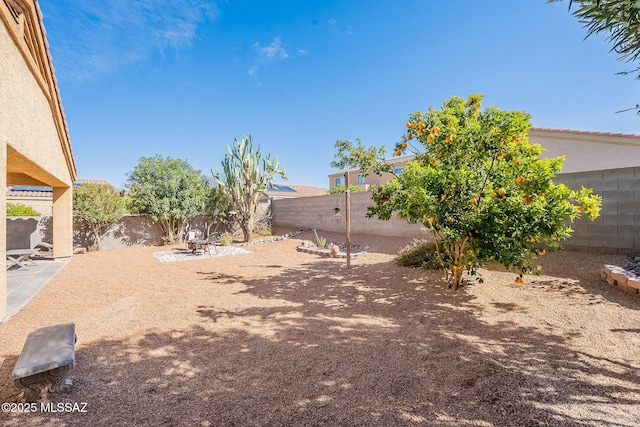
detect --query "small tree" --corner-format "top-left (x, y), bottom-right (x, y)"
top-left (127, 155), bottom-right (208, 244)
top-left (203, 183), bottom-right (232, 237)
top-left (213, 135), bottom-right (286, 243)
top-left (6, 202), bottom-right (40, 216)
top-left (73, 183), bottom-right (126, 250)
top-left (333, 94), bottom-right (601, 290)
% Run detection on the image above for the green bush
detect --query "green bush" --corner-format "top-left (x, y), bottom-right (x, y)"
top-left (396, 239), bottom-right (442, 270)
top-left (6, 203), bottom-right (40, 216)
top-left (217, 232), bottom-right (233, 246)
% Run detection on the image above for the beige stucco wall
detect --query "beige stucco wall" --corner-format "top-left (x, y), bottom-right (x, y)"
top-left (523, 128), bottom-right (640, 174)
top-left (6, 195), bottom-right (53, 216)
top-left (0, 18), bottom-right (72, 187)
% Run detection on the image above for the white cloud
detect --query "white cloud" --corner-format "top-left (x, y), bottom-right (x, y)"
top-left (41, 0), bottom-right (218, 82)
top-left (248, 37), bottom-right (292, 77)
top-left (252, 37), bottom-right (289, 62)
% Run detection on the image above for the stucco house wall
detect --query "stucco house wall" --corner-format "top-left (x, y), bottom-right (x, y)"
top-left (530, 128), bottom-right (640, 173)
top-left (1, 0), bottom-right (77, 320)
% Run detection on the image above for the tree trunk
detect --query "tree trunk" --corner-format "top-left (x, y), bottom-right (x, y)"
top-left (240, 221), bottom-right (252, 243)
top-left (93, 228), bottom-right (102, 251)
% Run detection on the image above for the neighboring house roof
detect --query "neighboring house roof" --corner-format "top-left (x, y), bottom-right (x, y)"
top-left (263, 184), bottom-right (328, 199)
top-left (6, 186), bottom-right (52, 199)
top-left (5, 179), bottom-right (110, 199)
top-left (529, 127), bottom-right (640, 147)
top-left (75, 179), bottom-right (111, 186)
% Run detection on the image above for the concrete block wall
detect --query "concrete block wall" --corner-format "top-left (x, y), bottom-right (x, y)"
top-left (5, 217), bottom-right (42, 250)
top-left (274, 166), bottom-right (640, 253)
top-left (272, 192), bottom-right (426, 238)
top-left (555, 166), bottom-right (640, 253)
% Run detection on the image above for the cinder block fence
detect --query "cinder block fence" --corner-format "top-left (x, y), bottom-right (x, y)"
top-left (273, 166), bottom-right (640, 253)
top-left (556, 166), bottom-right (640, 252)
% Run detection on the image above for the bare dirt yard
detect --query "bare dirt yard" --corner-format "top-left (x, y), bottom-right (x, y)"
top-left (1, 229), bottom-right (639, 426)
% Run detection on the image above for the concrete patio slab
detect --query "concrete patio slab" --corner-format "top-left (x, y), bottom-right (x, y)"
top-left (4, 259), bottom-right (69, 322)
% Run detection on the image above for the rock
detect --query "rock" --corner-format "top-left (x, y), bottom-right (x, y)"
top-left (330, 244), bottom-right (340, 257)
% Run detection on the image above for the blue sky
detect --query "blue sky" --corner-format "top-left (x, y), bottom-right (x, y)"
top-left (39, 0), bottom-right (639, 190)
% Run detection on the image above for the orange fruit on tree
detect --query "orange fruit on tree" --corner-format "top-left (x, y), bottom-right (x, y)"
top-left (445, 135), bottom-right (453, 143)
top-left (432, 126), bottom-right (440, 134)
top-left (441, 194), bottom-right (447, 201)
top-left (406, 122), bottom-right (414, 129)
top-left (407, 133), bottom-right (413, 140)
top-left (401, 142), bottom-right (407, 149)
top-left (491, 192), bottom-right (498, 199)
top-left (516, 176), bottom-right (525, 184)
top-left (394, 150), bottom-right (401, 156)
top-left (427, 133), bottom-right (435, 142)
top-left (512, 160), bottom-right (520, 166)
top-left (446, 216), bottom-right (453, 222)
top-left (470, 197), bottom-right (478, 205)
top-left (537, 249), bottom-right (546, 256)
top-left (497, 188), bottom-right (506, 196)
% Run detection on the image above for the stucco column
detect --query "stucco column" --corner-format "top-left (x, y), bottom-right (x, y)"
top-left (52, 186), bottom-right (73, 259)
top-left (1, 142), bottom-right (7, 321)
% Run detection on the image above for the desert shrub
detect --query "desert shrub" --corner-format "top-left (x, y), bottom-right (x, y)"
top-left (7, 202), bottom-right (40, 216)
top-left (252, 203), bottom-right (273, 236)
top-left (217, 232), bottom-right (233, 246)
top-left (313, 229), bottom-right (327, 249)
top-left (396, 239), bottom-right (442, 269)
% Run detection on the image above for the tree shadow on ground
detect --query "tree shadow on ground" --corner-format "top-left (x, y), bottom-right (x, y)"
top-left (486, 250), bottom-right (639, 311)
top-left (1, 257), bottom-right (638, 426)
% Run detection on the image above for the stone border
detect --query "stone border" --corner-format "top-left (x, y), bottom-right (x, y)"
top-left (601, 264), bottom-right (640, 295)
top-left (240, 229), bottom-right (312, 247)
top-left (296, 245), bottom-right (365, 259)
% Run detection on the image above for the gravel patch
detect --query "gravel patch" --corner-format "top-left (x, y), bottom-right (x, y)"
top-left (0, 231), bottom-right (638, 426)
top-left (153, 246), bottom-right (251, 263)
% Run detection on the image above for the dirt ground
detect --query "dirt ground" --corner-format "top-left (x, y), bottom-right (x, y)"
top-left (0, 229), bottom-right (639, 426)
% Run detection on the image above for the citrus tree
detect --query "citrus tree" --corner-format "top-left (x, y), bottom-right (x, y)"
top-left (333, 94), bottom-right (601, 290)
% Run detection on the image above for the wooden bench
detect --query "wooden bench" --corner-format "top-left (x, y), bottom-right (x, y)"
top-left (11, 323), bottom-right (77, 402)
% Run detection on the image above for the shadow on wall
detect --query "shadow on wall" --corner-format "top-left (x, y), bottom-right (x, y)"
top-left (75, 215), bottom-right (165, 250)
top-left (9, 215), bottom-right (229, 251)
top-left (38, 216), bottom-right (53, 245)
top-left (5, 217), bottom-right (38, 250)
